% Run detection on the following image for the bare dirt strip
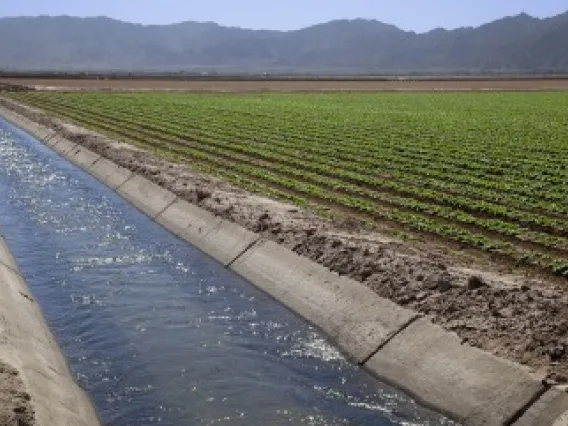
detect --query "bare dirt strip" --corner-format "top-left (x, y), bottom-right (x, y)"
top-left (0, 362), bottom-right (34, 426)
top-left (1, 96), bottom-right (568, 389)
top-left (2, 77), bottom-right (568, 92)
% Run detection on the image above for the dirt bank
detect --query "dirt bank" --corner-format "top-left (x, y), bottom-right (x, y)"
top-left (2, 77), bottom-right (568, 92)
top-left (1, 96), bottom-right (567, 387)
top-left (0, 362), bottom-right (34, 426)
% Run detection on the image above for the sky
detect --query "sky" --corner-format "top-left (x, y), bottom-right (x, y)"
top-left (1, 0), bottom-right (567, 32)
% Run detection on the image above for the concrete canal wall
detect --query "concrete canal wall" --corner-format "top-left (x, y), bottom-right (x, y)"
top-left (0, 233), bottom-right (100, 426)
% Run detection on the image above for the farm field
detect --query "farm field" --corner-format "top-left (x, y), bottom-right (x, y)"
top-left (5, 90), bottom-right (568, 277)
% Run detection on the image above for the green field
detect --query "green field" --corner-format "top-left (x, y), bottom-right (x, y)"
top-left (6, 91), bottom-right (568, 276)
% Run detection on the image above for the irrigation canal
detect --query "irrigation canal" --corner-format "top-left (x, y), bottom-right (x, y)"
top-left (0, 117), bottom-right (455, 425)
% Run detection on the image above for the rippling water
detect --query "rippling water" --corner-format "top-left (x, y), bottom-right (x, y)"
top-left (0, 118), bottom-right (455, 425)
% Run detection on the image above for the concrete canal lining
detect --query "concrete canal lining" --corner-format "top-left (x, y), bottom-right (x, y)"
top-left (0, 235), bottom-right (100, 426)
top-left (1, 103), bottom-right (568, 425)
top-left (66, 145), bottom-right (102, 170)
top-left (88, 157), bottom-right (134, 190)
top-left (514, 389), bottom-right (568, 426)
top-left (366, 318), bottom-right (544, 423)
top-left (155, 198), bottom-right (223, 245)
top-left (116, 174), bottom-right (178, 218)
top-left (229, 239), bottom-right (417, 364)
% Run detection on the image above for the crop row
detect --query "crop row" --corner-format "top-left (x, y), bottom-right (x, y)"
top-left (58, 93), bottom-right (568, 194)
top-left (23, 92), bottom-right (568, 209)
top-left (18, 93), bottom-right (568, 234)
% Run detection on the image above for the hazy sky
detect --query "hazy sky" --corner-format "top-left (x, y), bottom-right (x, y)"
top-left (2, 0), bottom-right (567, 32)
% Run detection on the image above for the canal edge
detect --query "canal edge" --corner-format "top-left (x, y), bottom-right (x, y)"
top-left (1, 102), bottom-right (568, 426)
top-left (0, 232), bottom-right (100, 426)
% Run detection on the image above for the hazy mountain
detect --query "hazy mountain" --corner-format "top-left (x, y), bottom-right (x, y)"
top-left (0, 12), bottom-right (567, 73)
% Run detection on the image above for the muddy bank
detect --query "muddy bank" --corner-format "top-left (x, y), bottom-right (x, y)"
top-left (1, 96), bottom-right (567, 387)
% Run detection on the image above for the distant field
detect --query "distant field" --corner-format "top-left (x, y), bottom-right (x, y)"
top-left (5, 90), bottom-right (568, 275)
top-left (2, 76), bottom-right (568, 91)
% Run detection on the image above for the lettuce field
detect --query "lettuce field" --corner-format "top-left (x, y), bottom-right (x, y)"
top-left (7, 91), bottom-right (568, 276)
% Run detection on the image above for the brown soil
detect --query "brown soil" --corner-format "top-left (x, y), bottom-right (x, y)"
top-left (0, 362), bottom-right (35, 426)
top-left (2, 77), bottom-right (568, 92)
top-left (2, 97), bottom-right (568, 386)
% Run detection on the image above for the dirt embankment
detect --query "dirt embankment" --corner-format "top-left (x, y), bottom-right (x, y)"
top-left (2, 97), bottom-right (568, 386)
top-left (0, 362), bottom-right (34, 426)
top-left (2, 77), bottom-right (568, 92)
top-left (0, 82), bottom-right (32, 92)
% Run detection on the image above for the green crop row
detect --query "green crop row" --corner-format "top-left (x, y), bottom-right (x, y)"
top-left (23, 91), bottom-right (568, 207)
top-left (18, 92), bottom-right (568, 218)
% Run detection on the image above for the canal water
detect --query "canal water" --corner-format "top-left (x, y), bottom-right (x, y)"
top-left (0, 118), bottom-right (454, 425)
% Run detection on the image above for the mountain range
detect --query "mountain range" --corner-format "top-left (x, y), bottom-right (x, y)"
top-left (0, 12), bottom-right (567, 73)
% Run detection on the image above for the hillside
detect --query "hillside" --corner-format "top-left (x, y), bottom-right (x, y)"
top-left (0, 12), bottom-right (567, 73)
